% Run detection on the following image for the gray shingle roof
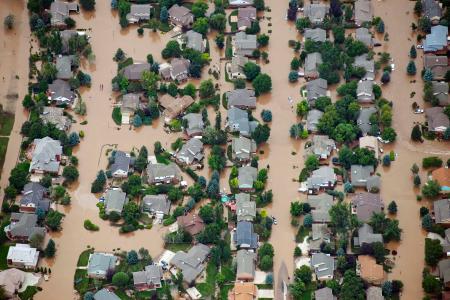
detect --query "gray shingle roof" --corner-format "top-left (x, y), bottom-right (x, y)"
top-left (232, 136), bottom-right (256, 161)
top-left (132, 264), bottom-right (163, 287)
top-left (307, 193), bottom-right (334, 223)
top-left (311, 253), bottom-right (334, 279)
top-left (315, 287), bottom-right (335, 300)
top-left (234, 221), bottom-right (259, 249)
top-left (8, 213), bottom-right (46, 240)
top-left (226, 89), bottom-right (257, 109)
top-left (304, 28), bottom-right (327, 42)
top-left (310, 223), bottom-right (331, 251)
top-left (168, 4), bottom-right (194, 28)
top-left (87, 253), bottom-right (117, 277)
top-left (20, 183), bottom-right (50, 213)
top-left (357, 106), bottom-right (377, 135)
top-left (146, 162), bottom-right (181, 184)
top-left (354, 0), bottom-right (373, 26)
top-left (424, 55), bottom-right (448, 79)
top-left (351, 193), bottom-right (384, 222)
top-left (41, 107), bottom-right (71, 131)
top-left (432, 81), bottom-right (449, 106)
top-left (304, 4), bottom-right (329, 24)
top-left (307, 166), bottom-right (337, 191)
top-left (171, 243), bottom-right (210, 284)
top-left (110, 151), bottom-right (131, 176)
top-left (237, 7), bottom-right (256, 29)
top-left (425, 107), bottom-right (450, 132)
top-left (50, 1), bottom-right (79, 27)
top-left (121, 93), bottom-right (140, 115)
top-left (305, 78), bottom-right (328, 104)
top-left (353, 54), bottom-right (375, 81)
top-left (122, 63), bottom-right (151, 81)
top-left (105, 189), bottom-right (127, 214)
top-left (357, 80), bottom-right (375, 103)
top-left (236, 249), bottom-right (256, 280)
top-left (230, 55), bottom-right (248, 78)
top-left (236, 193), bottom-right (256, 221)
top-left (176, 138), bottom-right (204, 165)
top-left (238, 166), bottom-right (257, 189)
top-left (48, 79), bottom-right (76, 105)
top-left (305, 53), bottom-right (322, 78)
top-left (234, 32), bottom-right (258, 56)
top-left (306, 135), bottom-right (335, 159)
top-left (306, 109), bottom-right (323, 132)
top-left (438, 259), bottom-right (450, 284)
top-left (30, 137), bottom-right (62, 173)
top-left (142, 194), bottom-right (171, 215)
top-left (227, 107), bottom-right (255, 137)
top-left (434, 199), bottom-right (450, 224)
top-left (422, 0), bottom-right (442, 20)
top-left (183, 113), bottom-right (204, 136)
top-left (350, 165), bottom-right (374, 187)
top-left (355, 28), bottom-right (373, 48)
top-left (366, 286), bottom-right (383, 300)
top-left (126, 4), bottom-right (151, 23)
top-left (354, 223), bottom-right (383, 246)
top-left (56, 56), bottom-right (74, 80)
top-left (185, 30), bottom-right (205, 52)
top-left (94, 289), bottom-right (121, 300)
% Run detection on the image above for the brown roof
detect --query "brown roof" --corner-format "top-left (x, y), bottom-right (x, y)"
top-left (177, 213), bottom-right (205, 235)
top-left (158, 94), bottom-right (195, 119)
top-left (433, 167), bottom-right (450, 189)
top-left (229, 282), bottom-right (258, 300)
top-left (424, 55), bottom-right (449, 79)
top-left (425, 107), bottom-right (450, 131)
top-left (358, 255), bottom-right (384, 284)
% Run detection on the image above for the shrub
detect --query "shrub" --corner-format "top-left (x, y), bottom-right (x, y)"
top-left (387, 201), bottom-right (397, 214)
top-left (4, 15), bottom-right (15, 30)
top-left (422, 157), bottom-right (443, 168)
top-left (406, 61), bottom-right (416, 75)
top-left (112, 272), bottom-right (129, 287)
top-left (83, 219), bottom-right (99, 231)
top-left (261, 110), bottom-right (272, 122)
top-left (288, 71), bottom-right (299, 82)
top-left (137, 27), bottom-right (144, 36)
top-left (112, 107), bottom-right (122, 125)
top-left (80, 0), bottom-right (96, 11)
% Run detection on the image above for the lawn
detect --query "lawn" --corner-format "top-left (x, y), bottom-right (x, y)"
top-left (73, 269), bottom-right (89, 294)
top-left (18, 286), bottom-right (39, 300)
top-left (0, 244), bottom-right (10, 270)
top-left (164, 243), bottom-right (192, 252)
top-left (0, 137), bottom-right (9, 175)
top-left (77, 249), bottom-right (93, 267)
top-left (295, 225), bottom-right (311, 243)
top-left (196, 261), bottom-right (218, 297)
top-left (219, 284), bottom-right (233, 300)
top-left (115, 289), bottom-right (132, 300)
top-left (228, 10), bottom-right (238, 32)
top-left (0, 112), bottom-right (14, 136)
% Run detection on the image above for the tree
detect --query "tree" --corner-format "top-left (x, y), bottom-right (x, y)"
top-left (407, 60), bottom-right (416, 75)
top-left (423, 156), bottom-right (443, 168)
top-left (418, 16), bottom-right (431, 33)
top-left (423, 268), bottom-right (442, 294)
top-left (411, 163), bottom-right (420, 174)
top-left (199, 205), bottom-right (215, 223)
top-left (332, 26), bottom-right (345, 44)
top-left (330, 202), bottom-right (351, 233)
top-left (80, 0), bottom-right (96, 10)
top-left (295, 17), bottom-right (311, 32)
top-left (339, 270), bottom-right (365, 300)
top-left (112, 272), bottom-right (129, 287)
top-left (44, 239), bottom-right (56, 257)
top-left (209, 13), bottom-right (226, 32)
top-left (333, 123), bottom-right (358, 144)
top-left (68, 132), bottom-right (80, 146)
top-left (30, 233), bottom-right (45, 249)
top-left (422, 180), bottom-right (441, 198)
top-left (259, 255), bottom-right (273, 271)
top-left (64, 17), bottom-right (76, 28)
top-left (134, 146), bottom-right (148, 173)
top-left (4, 14), bottom-right (15, 30)
top-left (63, 166), bottom-right (79, 183)
top-left (414, 0), bottom-right (423, 15)
top-left (294, 265), bottom-right (312, 284)
top-left (422, 214), bottom-right (433, 230)
top-left (254, 0), bottom-right (265, 10)
top-left (425, 238), bottom-right (443, 267)
top-left (290, 280), bottom-right (306, 299)
top-left (122, 201), bottom-right (141, 224)
top-left (193, 18), bottom-right (209, 35)
top-left (252, 124), bottom-right (271, 145)
top-left (257, 34), bottom-right (270, 46)
top-left (141, 70), bottom-right (160, 92)
top-left (379, 71), bottom-right (390, 84)
top-left (411, 124), bottom-right (422, 141)
top-left (261, 110), bottom-right (272, 122)
top-left (291, 57), bottom-right (300, 70)
top-left (289, 71), bottom-right (299, 82)
top-left (192, 0), bottom-right (208, 18)
top-left (252, 73), bottom-right (272, 95)
top-left (287, 0), bottom-right (298, 21)
top-left (381, 127), bottom-right (397, 142)
top-left (423, 68), bottom-right (433, 81)
top-left (388, 201), bottom-right (397, 214)
top-left (215, 33), bottom-right (225, 48)
top-left (303, 214), bottom-right (313, 227)
top-left (410, 45), bottom-right (417, 58)
top-left (127, 250), bottom-right (139, 265)
top-left (199, 79), bottom-right (215, 98)
top-left (330, 0), bottom-right (343, 18)
top-left (160, 6), bottom-right (169, 23)
top-left (8, 162), bottom-right (30, 191)
top-left (162, 40), bottom-right (181, 59)
top-left (45, 211), bottom-right (64, 231)
top-left (296, 101), bottom-right (309, 118)
top-left (243, 62), bottom-right (261, 81)
top-left (376, 20), bottom-right (385, 33)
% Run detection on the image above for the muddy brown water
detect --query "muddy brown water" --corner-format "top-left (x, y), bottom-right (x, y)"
top-left (0, 0), bottom-right (448, 299)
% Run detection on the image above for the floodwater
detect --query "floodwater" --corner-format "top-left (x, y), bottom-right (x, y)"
top-left (0, 0), bottom-right (448, 299)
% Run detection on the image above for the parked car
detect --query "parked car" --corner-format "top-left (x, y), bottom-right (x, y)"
top-left (414, 108), bottom-right (424, 114)
top-left (416, 44), bottom-right (424, 49)
top-left (332, 157), bottom-right (341, 166)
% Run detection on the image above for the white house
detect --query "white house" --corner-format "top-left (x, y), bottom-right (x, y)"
top-left (7, 244), bottom-right (39, 269)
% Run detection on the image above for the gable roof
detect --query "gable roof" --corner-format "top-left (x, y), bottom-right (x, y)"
top-left (171, 243), bottom-right (210, 283)
top-left (132, 264), bottom-right (163, 287)
top-left (121, 93), bottom-right (140, 114)
top-left (236, 193), bottom-right (256, 221)
top-left (176, 138), bottom-right (204, 165)
top-left (366, 286), bottom-right (384, 300)
top-left (185, 30), bottom-right (205, 52)
top-left (8, 213), bottom-right (46, 240)
top-left (232, 136), bottom-right (256, 161)
top-left (146, 162), bottom-right (181, 184)
top-left (358, 255), bottom-right (384, 283)
top-left (235, 221), bottom-right (259, 249)
top-left (20, 182), bottom-right (50, 212)
top-left (434, 199), bottom-right (450, 224)
top-left (110, 151), bottom-right (131, 175)
top-left (315, 287), bottom-right (335, 300)
top-left (238, 7), bottom-right (257, 29)
top-left (424, 25), bottom-right (448, 52)
top-left (0, 268), bottom-right (26, 297)
top-left (304, 3), bottom-right (329, 23)
top-left (94, 288), bottom-right (121, 300)
top-left (41, 106), bottom-right (71, 131)
top-left (305, 52), bottom-right (323, 77)
top-left (353, 54), bottom-right (375, 80)
top-left (226, 89), bottom-right (257, 109)
top-left (425, 107), bottom-right (450, 132)
top-left (354, 0), bottom-right (373, 25)
top-left (357, 80), bottom-right (375, 103)
top-left (311, 252), bottom-right (335, 279)
top-left (431, 81), bottom-right (449, 106)
top-left (422, 0), bottom-right (442, 20)
top-left (227, 107), bottom-right (257, 137)
top-left (105, 189), bottom-right (127, 214)
top-left (122, 63), bottom-right (151, 81)
top-left (177, 213), bottom-right (205, 236)
top-left (142, 194), bottom-right (171, 215)
top-left (56, 55), bottom-right (74, 80)
top-left (306, 78), bottom-right (328, 104)
top-left (229, 282), bottom-right (258, 300)
top-left (30, 137), bottom-right (62, 173)
top-left (183, 113), bottom-right (204, 136)
top-left (126, 4), bottom-right (151, 23)
top-left (168, 4), bottom-right (194, 27)
top-left (357, 106), bottom-right (377, 135)
top-left (352, 192), bottom-right (384, 222)
top-left (87, 253), bottom-right (117, 276)
top-left (235, 32), bottom-right (258, 56)
top-left (307, 135), bottom-right (335, 159)
top-left (236, 249), bottom-right (256, 279)
top-left (355, 28), bottom-right (373, 48)
top-left (424, 55), bottom-right (449, 79)
top-left (48, 79), bottom-right (76, 105)
top-left (238, 166), bottom-right (258, 189)
top-left (159, 94), bottom-right (194, 120)
top-left (50, 1), bottom-right (79, 26)
top-left (350, 165), bottom-right (374, 187)
top-left (307, 166), bottom-right (337, 191)
top-left (354, 223), bottom-right (383, 246)
top-left (308, 193), bottom-right (334, 223)
top-left (304, 28), bottom-right (327, 42)
top-left (306, 109), bottom-right (324, 132)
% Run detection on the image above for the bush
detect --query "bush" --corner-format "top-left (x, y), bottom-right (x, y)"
top-left (252, 73), bottom-right (272, 95)
top-left (387, 201), bottom-right (397, 214)
top-left (288, 71), bottom-right (299, 82)
top-left (422, 156), bottom-right (443, 169)
top-left (112, 272), bottom-right (129, 287)
top-left (112, 107), bottom-right (122, 125)
top-left (62, 166), bottom-right (79, 183)
top-left (406, 61), bottom-right (416, 75)
top-left (44, 239), bottom-right (56, 257)
top-left (83, 219), bottom-right (99, 231)
top-left (425, 238), bottom-right (443, 267)
top-left (4, 15), bottom-right (15, 30)
top-left (137, 27), bottom-right (144, 36)
top-left (261, 110), bottom-right (272, 122)
top-left (80, 0), bottom-right (96, 10)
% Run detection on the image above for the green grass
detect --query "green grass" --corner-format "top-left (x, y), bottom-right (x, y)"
top-left (73, 269), bottom-right (89, 294)
top-left (0, 244), bottom-right (10, 270)
top-left (156, 152), bottom-right (171, 165)
top-left (256, 284), bottom-right (274, 289)
top-left (295, 225), bottom-right (311, 243)
top-left (135, 290), bottom-right (155, 299)
top-left (115, 289), bottom-right (132, 300)
top-left (158, 22), bottom-right (173, 33)
top-left (19, 286), bottom-right (39, 300)
top-left (221, 265), bottom-right (236, 282)
top-left (77, 249), bottom-right (93, 267)
top-left (0, 112), bottom-right (14, 136)
top-left (0, 137), bottom-right (9, 179)
top-left (112, 107), bottom-right (122, 125)
top-left (228, 10), bottom-right (238, 32)
top-left (219, 284), bottom-right (233, 300)
top-left (197, 261), bottom-right (218, 297)
top-left (164, 243), bottom-right (192, 252)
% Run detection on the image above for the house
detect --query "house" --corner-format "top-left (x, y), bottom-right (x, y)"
top-left (121, 93), bottom-right (140, 122)
top-left (357, 80), bottom-right (375, 103)
top-left (304, 3), bottom-right (329, 24)
top-left (305, 78), bottom-right (328, 106)
top-left (47, 79), bottom-right (77, 106)
top-left (6, 244), bottom-right (39, 269)
top-left (132, 265), bottom-right (163, 291)
top-left (355, 28), bottom-right (374, 48)
top-left (422, 0), bottom-right (442, 23)
top-left (351, 193), bottom-right (384, 222)
top-left (5, 213), bottom-right (46, 242)
top-left (236, 249), bottom-right (257, 281)
top-left (315, 287), bottom-right (336, 300)
top-left (60, 30), bottom-right (78, 54)
top-left (425, 107), bottom-right (449, 132)
top-left (40, 107), bottom-right (71, 131)
top-left (236, 193), bottom-right (256, 222)
top-left (176, 138), bottom-right (204, 165)
top-left (306, 166), bottom-right (337, 192)
top-left (366, 286), bottom-right (384, 300)
top-left (229, 0), bottom-right (254, 7)
top-left (424, 55), bottom-right (448, 80)
top-left (121, 63), bottom-right (151, 81)
top-left (303, 28), bottom-right (327, 42)
top-left (424, 25), bottom-right (448, 53)
top-left (234, 32), bottom-right (258, 57)
top-left (110, 151), bottom-right (132, 178)
top-left (29, 137), bottom-right (62, 174)
top-left (357, 106), bottom-right (377, 135)
top-left (228, 282), bottom-right (258, 300)
top-left (104, 189), bottom-right (127, 215)
top-left (304, 52), bottom-right (322, 79)
top-left (234, 221), bottom-right (259, 249)
top-left (359, 136), bottom-right (379, 159)
top-left (0, 268), bottom-right (27, 298)
top-left (431, 81), bottom-right (449, 106)
top-left (443, 228), bottom-right (450, 255)
top-left (354, 0), bottom-right (373, 26)
top-left (87, 252), bottom-right (117, 279)
top-left (353, 223), bottom-right (383, 247)
top-left (305, 135), bottom-right (335, 160)
top-left (94, 288), bottom-right (121, 300)
top-left (431, 167), bottom-right (450, 194)
top-left (183, 113), bottom-right (204, 137)
top-left (228, 55), bottom-right (249, 79)
top-left (177, 213), bottom-right (205, 236)
top-left (165, 58), bottom-right (191, 81)
top-left (19, 182), bottom-right (50, 214)
top-left (56, 55), bottom-right (75, 80)
top-left (232, 136), bottom-right (257, 163)
top-left (159, 94), bottom-right (194, 121)
top-left (307, 193), bottom-right (334, 223)
top-left (170, 243), bottom-right (210, 284)
top-left (350, 165), bottom-right (374, 188)
top-left (227, 89), bottom-right (257, 109)
top-left (227, 107), bottom-right (258, 137)
top-left (311, 253), bottom-right (335, 280)
top-left (439, 259), bottom-right (450, 288)
top-left (185, 30), bottom-right (205, 52)
top-left (353, 54), bottom-right (375, 81)
top-left (142, 194), bottom-right (171, 217)
top-left (434, 199), bottom-right (450, 225)
top-left (357, 255), bottom-right (384, 285)
top-left (238, 166), bottom-right (258, 191)
top-left (310, 223), bottom-right (331, 253)
top-left (126, 4), bottom-right (151, 24)
top-left (306, 109), bottom-right (323, 133)
top-left (146, 162), bottom-right (181, 185)
top-left (237, 7), bottom-right (257, 31)
top-left (49, 1), bottom-right (79, 28)
top-left (366, 175), bottom-right (381, 192)
top-left (168, 4), bottom-right (194, 28)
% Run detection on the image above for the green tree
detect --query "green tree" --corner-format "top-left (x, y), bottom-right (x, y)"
top-left (381, 127), bottom-right (397, 142)
top-left (422, 180), bottom-right (441, 198)
top-left (160, 6), bottom-right (169, 22)
top-left (376, 20), bottom-right (385, 33)
top-left (193, 17), bottom-right (209, 35)
top-left (199, 79), bottom-right (215, 98)
top-left (387, 201), bottom-right (397, 214)
top-left (257, 34), bottom-right (270, 46)
top-left (243, 62), bottom-right (261, 81)
top-left (425, 238), bottom-right (443, 267)
top-left (209, 13), bottom-right (226, 32)
top-left (182, 83), bottom-right (196, 98)
top-left (44, 239), bottom-right (56, 257)
top-left (252, 73), bottom-right (272, 95)
top-left (141, 70), bottom-right (160, 92)
top-left (192, 0), bottom-right (208, 18)
top-left (215, 33), bottom-right (225, 48)
top-left (63, 165), bottom-right (79, 183)
top-left (414, 0), bottom-right (423, 15)
top-left (423, 68), bottom-right (433, 81)
top-left (252, 124), bottom-right (271, 145)
top-left (80, 0), bottom-right (96, 10)
top-left (339, 270), bottom-right (365, 300)
top-left (122, 201), bottom-right (141, 224)
top-left (45, 211), bottom-right (65, 231)
top-left (295, 17), bottom-right (311, 33)
top-left (294, 265), bottom-right (312, 284)
top-left (296, 100), bottom-right (309, 118)
top-left (422, 214), bottom-right (433, 230)
top-left (112, 272), bottom-right (129, 287)
top-left (411, 124), bottom-right (422, 141)
top-left (290, 280), bottom-right (306, 299)
top-left (410, 45), bottom-right (417, 58)
top-left (8, 162), bottom-right (30, 191)
top-left (422, 268), bottom-right (442, 294)
top-left (4, 15), bottom-right (15, 30)
top-left (329, 202), bottom-right (351, 233)
top-left (254, 0), bottom-right (265, 10)
top-left (406, 60), bottom-right (417, 75)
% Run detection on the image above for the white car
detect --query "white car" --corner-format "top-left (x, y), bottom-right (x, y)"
top-left (416, 44), bottom-right (424, 49)
top-left (414, 108), bottom-right (424, 114)
top-left (390, 63), bottom-right (395, 71)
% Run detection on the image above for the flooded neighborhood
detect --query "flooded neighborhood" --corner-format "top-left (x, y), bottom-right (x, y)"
top-left (0, 0), bottom-right (449, 299)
